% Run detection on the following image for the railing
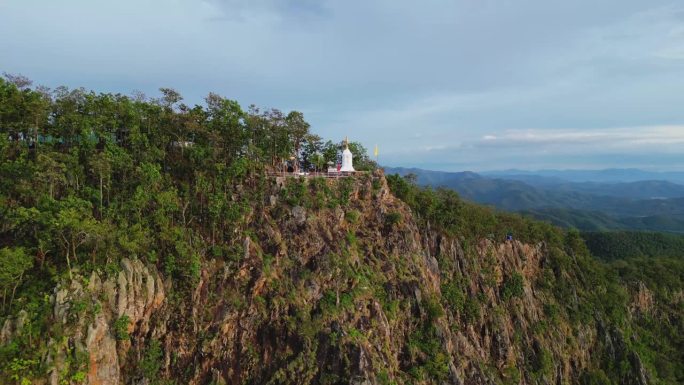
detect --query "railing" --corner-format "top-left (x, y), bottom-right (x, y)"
top-left (266, 171), bottom-right (367, 178)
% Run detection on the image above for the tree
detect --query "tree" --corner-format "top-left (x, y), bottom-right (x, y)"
top-left (51, 86), bottom-right (90, 145)
top-left (344, 141), bottom-right (376, 171)
top-left (3, 72), bottom-right (33, 89)
top-left (0, 247), bottom-right (32, 311)
top-left (265, 109), bottom-right (289, 168)
top-left (35, 153), bottom-right (67, 199)
top-left (159, 87), bottom-right (182, 109)
top-left (285, 111), bottom-right (310, 171)
top-left (205, 93), bottom-right (245, 161)
top-left (89, 150), bottom-right (112, 216)
top-left (321, 140), bottom-right (338, 168)
top-left (0, 76), bottom-right (49, 145)
top-left (53, 197), bottom-right (99, 280)
top-left (300, 134), bottom-right (323, 171)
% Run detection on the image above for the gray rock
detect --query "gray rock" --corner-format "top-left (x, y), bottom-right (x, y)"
top-left (292, 205), bottom-right (307, 224)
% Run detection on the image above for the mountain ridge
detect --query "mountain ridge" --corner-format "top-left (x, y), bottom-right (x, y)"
top-left (481, 168), bottom-right (684, 184)
top-left (1, 78), bottom-right (683, 385)
top-left (384, 166), bottom-right (684, 232)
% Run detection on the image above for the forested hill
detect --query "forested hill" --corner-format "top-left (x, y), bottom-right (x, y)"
top-left (385, 167), bottom-right (684, 233)
top-left (1, 77), bottom-right (683, 385)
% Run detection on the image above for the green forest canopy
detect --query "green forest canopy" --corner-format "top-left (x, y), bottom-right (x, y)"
top-left (0, 75), bottom-right (377, 301)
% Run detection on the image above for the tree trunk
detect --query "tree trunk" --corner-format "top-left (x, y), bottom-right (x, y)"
top-left (9, 272), bottom-right (23, 309)
top-left (99, 174), bottom-right (104, 216)
top-left (72, 239), bottom-right (78, 265)
top-left (66, 248), bottom-right (73, 280)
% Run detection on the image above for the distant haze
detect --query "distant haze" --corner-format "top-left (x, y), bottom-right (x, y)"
top-left (2, 0), bottom-right (684, 171)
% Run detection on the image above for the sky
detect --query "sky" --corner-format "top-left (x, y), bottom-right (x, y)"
top-left (2, 0), bottom-right (684, 171)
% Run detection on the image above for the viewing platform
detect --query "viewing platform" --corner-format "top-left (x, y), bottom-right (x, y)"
top-left (266, 171), bottom-right (369, 178)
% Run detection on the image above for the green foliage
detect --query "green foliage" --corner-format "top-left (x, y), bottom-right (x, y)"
top-left (407, 322), bottom-right (450, 381)
top-left (7, 357), bottom-right (38, 385)
top-left (384, 212), bottom-right (402, 227)
top-left (345, 141), bottom-right (377, 171)
top-left (375, 370), bottom-right (397, 385)
top-left (543, 303), bottom-right (560, 325)
top-left (140, 339), bottom-right (163, 381)
top-left (500, 272), bottom-right (524, 301)
top-left (282, 178), bottom-right (308, 207)
top-left (422, 294), bottom-right (444, 320)
top-left (502, 365), bottom-right (521, 385)
top-left (0, 247), bottom-right (32, 310)
top-left (336, 177), bottom-right (354, 206)
top-left (71, 371), bottom-right (87, 383)
top-left (113, 315), bottom-right (131, 340)
top-left (441, 280), bottom-right (465, 313)
top-left (579, 369), bottom-right (612, 385)
top-left (344, 210), bottom-right (360, 224)
top-left (462, 297), bottom-right (480, 323)
top-left (583, 231), bottom-right (684, 261)
top-left (524, 206), bottom-right (684, 233)
top-left (386, 174), bottom-right (564, 247)
top-left (0, 76), bottom-right (370, 303)
top-left (527, 346), bottom-right (553, 378)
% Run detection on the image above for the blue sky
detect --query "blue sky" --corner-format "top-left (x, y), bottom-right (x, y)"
top-left (2, 0), bottom-right (684, 171)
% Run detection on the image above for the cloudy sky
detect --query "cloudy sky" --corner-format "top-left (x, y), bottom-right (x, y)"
top-left (2, 0), bottom-right (684, 171)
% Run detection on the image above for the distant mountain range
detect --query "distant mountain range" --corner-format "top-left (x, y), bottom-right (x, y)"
top-left (384, 167), bottom-right (684, 233)
top-left (482, 168), bottom-right (684, 184)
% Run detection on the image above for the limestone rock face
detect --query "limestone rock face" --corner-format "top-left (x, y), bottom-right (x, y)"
top-left (0, 310), bottom-right (28, 345)
top-left (42, 258), bottom-right (165, 385)
top-left (630, 281), bottom-right (654, 316)
top-left (291, 205), bottom-right (307, 225)
top-left (2, 174), bottom-right (661, 385)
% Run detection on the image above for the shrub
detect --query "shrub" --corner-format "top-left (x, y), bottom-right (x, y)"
top-left (423, 295), bottom-right (444, 321)
top-left (579, 369), bottom-right (611, 385)
top-left (442, 281), bottom-right (465, 313)
top-left (463, 297), bottom-right (480, 323)
top-left (113, 315), bottom-right (131, 340)
top-left (345, 210), bottom-right (360, 224)
top-left (337, 178), bottom-right (354, 206)
top-left (140, 339), bottom-right (163, 380)
top-left (529, 346), bottom-right (553, 378)
top-left (543, 303), bottom-right (560, 324)
top-left (501, 272), bottom-right (524, 300)
top-left (385, 212), bottom-right (402, 226)
top-left (503, 365), bottom-right (521, 385)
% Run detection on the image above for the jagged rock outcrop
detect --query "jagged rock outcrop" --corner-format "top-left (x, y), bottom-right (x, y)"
top-left (1, 174), bottom-right (659, 385)
top-left (36, 258), bottom-right (165, 385)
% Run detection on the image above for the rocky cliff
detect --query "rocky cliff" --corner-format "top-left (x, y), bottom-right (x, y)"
top-left (0, 173), bottom-right (664, 384)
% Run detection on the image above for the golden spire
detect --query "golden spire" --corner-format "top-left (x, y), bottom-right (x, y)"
top-left (344, 136), bottom-right (349, 149)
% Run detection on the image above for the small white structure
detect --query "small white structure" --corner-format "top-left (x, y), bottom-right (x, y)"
top-left (171, 140), bottom-right (194, 148)
top-left (340, 137), bottom-right (355, 172)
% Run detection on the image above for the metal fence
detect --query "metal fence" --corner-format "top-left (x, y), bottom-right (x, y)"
top-left (266, 171), bottom-right (367, 178)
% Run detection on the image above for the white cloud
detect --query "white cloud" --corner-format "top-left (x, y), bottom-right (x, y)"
top-left (477, 126), bottom-right (684, 148)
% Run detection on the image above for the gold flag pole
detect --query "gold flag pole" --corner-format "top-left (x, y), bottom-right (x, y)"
top-left (374, 144), bottom-right (379, 164)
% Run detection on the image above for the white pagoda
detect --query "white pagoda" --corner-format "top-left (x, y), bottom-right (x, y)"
top-left (340, 137), bottom-right (355, 172)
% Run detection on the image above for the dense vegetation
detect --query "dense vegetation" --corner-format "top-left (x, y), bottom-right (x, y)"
top-left (0, 74), bottom-right (377, 310)
top-left (582, 231), bottom-right (684, 261)
top-left (386, 174), bottom-right (684, 384)
top-left (1, 75), bottom-right (683, 384)
top-left (0, 74), bottom-right (383, 382)
top-left (523, 208), bottom-right (684, 233)
top-left (385, 174), bottom-right (565, 247)
top-left (386, 167), bottom-right (684, 233)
